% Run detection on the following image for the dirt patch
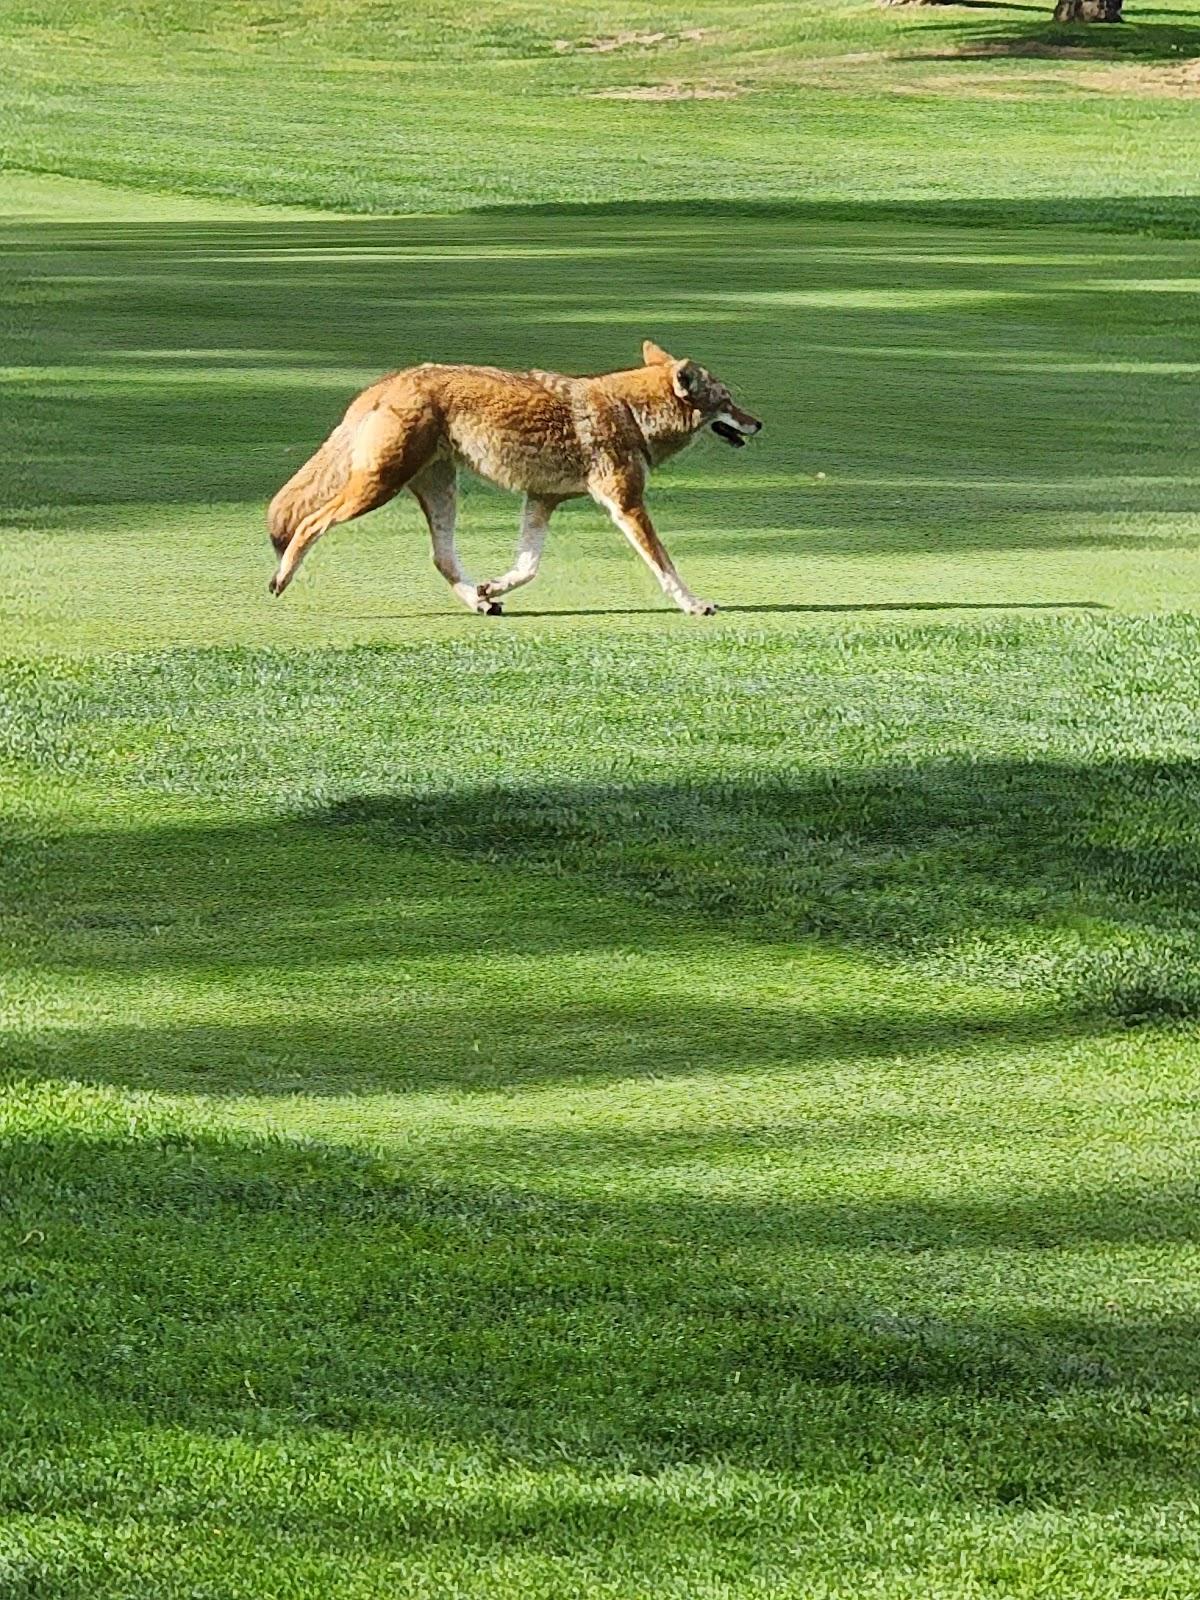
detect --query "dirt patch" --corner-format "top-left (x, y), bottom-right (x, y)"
top-left (885, 73), bottom-right (1073, 97)
top-left (922, 40), bottom-right (1100, 60)
top-left (914, 42), bottom-right (1200, 94)
top-left (1078, 57), bottom-right (1200, 96)
top-left (590, 81), bottom-right (741, 100)
top-left (553, 28), bottom-right (708, 54)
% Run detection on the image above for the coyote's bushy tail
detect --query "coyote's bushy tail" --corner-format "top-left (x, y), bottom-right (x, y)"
top-left (267, 421), bottom-right (355, 552)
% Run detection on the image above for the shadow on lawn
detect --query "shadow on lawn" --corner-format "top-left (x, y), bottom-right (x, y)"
top-left (11, 1002), bottom-right (1094, 1098)
top-left (487, 601), bottom-right (1110, 618)
top-left (470, 193), bottom-right (1200, 233)
top-left (8, 754), bottom-right (1200, 1095)
top-left (8, 750), bottom-right (1200, 1517)
top-left (900, 11), bottom-right (1200, 62)
top-left (4, 1119), bottom-right (1199, 1512)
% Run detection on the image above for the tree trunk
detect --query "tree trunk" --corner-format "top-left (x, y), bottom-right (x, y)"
top-left (1053, 0), bottom-right (1123, 20)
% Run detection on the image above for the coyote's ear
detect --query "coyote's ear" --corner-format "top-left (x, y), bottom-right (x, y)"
top-left (642, 340), bottom-right (674, 367)
top-left (671, 359), bottom-right (702, 401)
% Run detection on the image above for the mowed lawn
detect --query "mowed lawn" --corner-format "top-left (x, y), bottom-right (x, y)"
top-left (5, 0), bottom-right (1200, 1590)
top-left (4, 194), bottom-right (1200, 1599)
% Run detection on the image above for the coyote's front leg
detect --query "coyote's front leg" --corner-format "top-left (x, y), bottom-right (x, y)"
top-left (592, 477), bottom-right (715, 616)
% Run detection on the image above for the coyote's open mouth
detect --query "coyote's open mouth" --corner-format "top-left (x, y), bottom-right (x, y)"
top-left (711, 420), bottom-right (748, 448)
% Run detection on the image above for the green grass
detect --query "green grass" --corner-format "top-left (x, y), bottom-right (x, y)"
top-left (4, 0), bottom-right (1200, 223)
top-left (7, 623), bottom-right (1200, 1598)
top-left (6, 0), bottom-right (1200, 1593)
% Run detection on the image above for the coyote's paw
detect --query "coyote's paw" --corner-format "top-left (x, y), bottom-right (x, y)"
top-left (685, 597), bottom-right (718, 617)
top-left (457, 584), bottom-right (503, 616)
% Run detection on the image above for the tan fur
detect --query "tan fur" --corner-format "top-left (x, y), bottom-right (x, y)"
top-left (267, 422), bottom-right (354, 552)
top-left (266, 340), bottom-right (761, 613)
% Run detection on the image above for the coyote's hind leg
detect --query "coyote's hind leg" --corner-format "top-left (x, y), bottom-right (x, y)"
top-left (410, 459), bottom-right (497, 614)
top-left (478, 495), bottom-right (558, 604)
top-left (270, 470), bottom-right (392, 596)
top-left (269, 400), bottom-right (437, 597)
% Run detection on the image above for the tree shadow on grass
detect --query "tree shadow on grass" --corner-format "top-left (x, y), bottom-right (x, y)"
top-left (23, 762), bottom-right (1200, 976)
top-left (8, 755), bottom-right (1200, 1097)
top-left (471, 193), bottom-right (1200, 236)
top-left (3, 1118), bottom-right (1199, 1515)
top-left (6, 1001), bottom-right (1092, 1099)
top-left (317, 758), bottom-right (1200, 997)
top-left (9, 752), bottom-right (1200, 1549)
top-left (899, 12), bottom-right (1200, 61)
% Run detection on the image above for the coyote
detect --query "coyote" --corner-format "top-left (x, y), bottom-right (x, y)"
top-left (267, 340), bottom-right (761, 615)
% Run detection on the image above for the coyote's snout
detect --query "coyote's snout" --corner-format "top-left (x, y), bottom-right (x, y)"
top-left (267, 339), bottom-right (762, 615)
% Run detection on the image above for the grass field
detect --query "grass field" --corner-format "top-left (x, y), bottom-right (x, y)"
top-left (6, 0), bottom-right (1200, 220)
top-left (5, 1), bottom-right (1200, 1596)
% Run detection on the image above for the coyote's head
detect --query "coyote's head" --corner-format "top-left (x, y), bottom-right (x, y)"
top-left (642, 340), bottom-right (762, 448)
